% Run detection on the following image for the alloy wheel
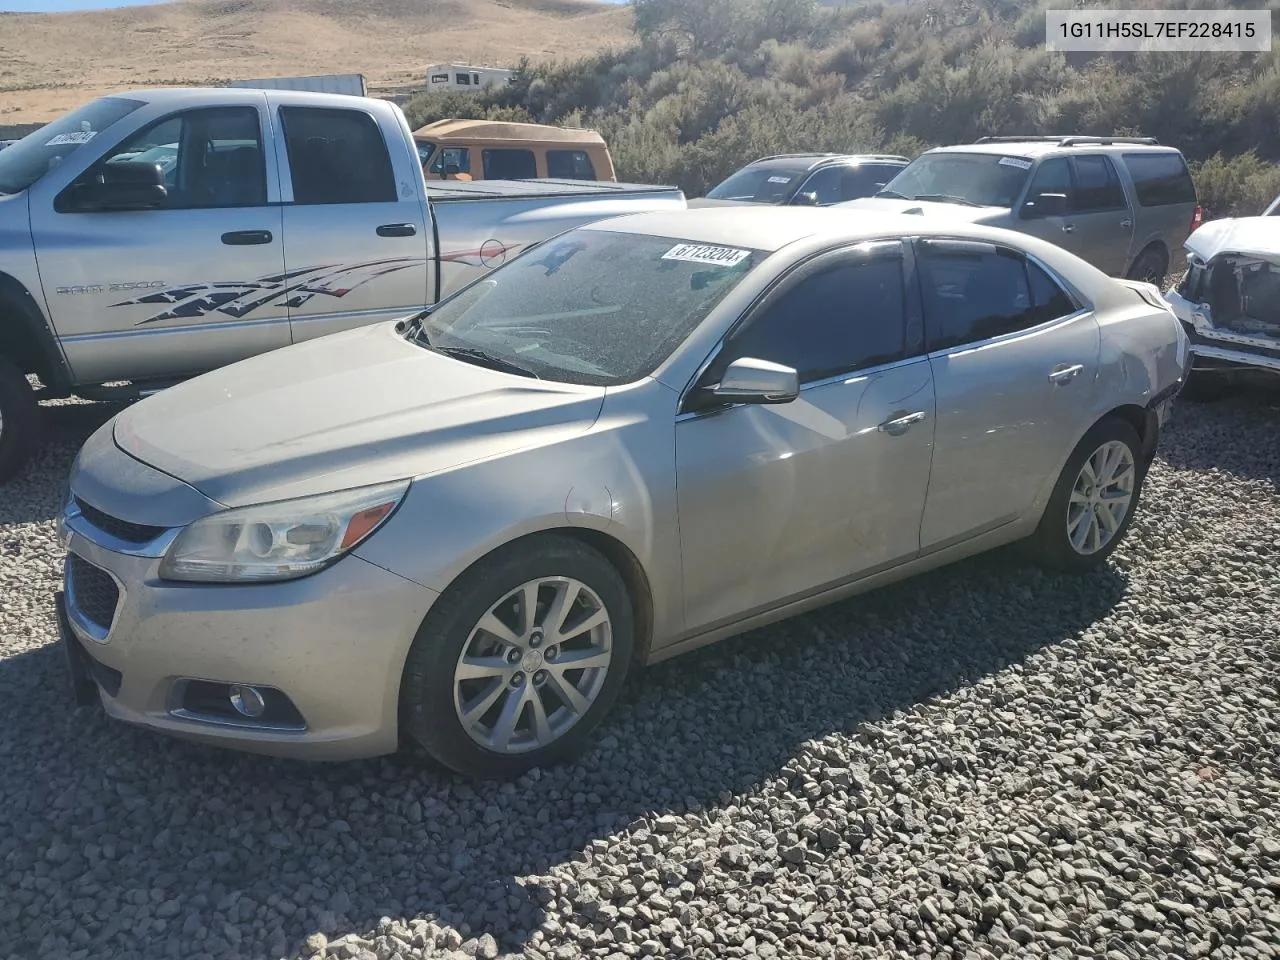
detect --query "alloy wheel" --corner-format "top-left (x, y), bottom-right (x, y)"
top-left (1066, 439), bottom-right (1136, 555)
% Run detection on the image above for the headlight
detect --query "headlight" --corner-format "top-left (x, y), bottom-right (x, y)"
top-left (159, 480), bottom-right (410, 583)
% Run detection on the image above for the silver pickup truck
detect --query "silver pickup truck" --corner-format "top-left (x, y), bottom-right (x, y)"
top-left (0, 88), bottom-right (686, 482)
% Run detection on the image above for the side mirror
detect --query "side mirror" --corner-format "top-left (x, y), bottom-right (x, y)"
top-left (1022, 191), bottom-right (1068, 219)
top-left (792, 190), bottom-right (820, 207)
top-left (706, 357), bottom-right (799, 405)
top-left (66, 160), bottom-right (167, 212)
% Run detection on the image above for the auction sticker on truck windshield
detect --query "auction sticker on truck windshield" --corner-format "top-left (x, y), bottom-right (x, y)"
top-left (46, 131), bottom-right (98, 146)
top-left (662, 243), bottom-right (751, 267)
top-left (998, 156), bottom-right (1033, 169)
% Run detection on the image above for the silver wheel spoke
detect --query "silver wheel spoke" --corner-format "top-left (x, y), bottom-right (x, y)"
top-left (541, 580), bottom-right (578, 639)
top-left (1095, 501), bottom-right (1119, 535)
top-left (528, 690), bottom-right (553, 743)
top-left (548, 647), bottom-right (611, 672)
top-left (461, 679), bottom-right (507, 726)
top-left (1066, 439), bottom-right (1135, 556)
top-left (518, 582), bottom-right (540, 636)
top-left (455, 656), bottom-right (512, 682)
top-left (1070, 489), bottom-right (1091, 506)
top-left (489, 685), bottom-right (528, 751)
top-left (476, 612), bottom-right (520, 647)
top-left (555, 607), bottom-right (609, 644)
top-left (546, 668), bottom-right (592, 715)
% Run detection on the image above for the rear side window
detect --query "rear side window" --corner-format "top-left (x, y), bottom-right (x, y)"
top-left (1071, 155), bottom-right (1127, 212)
top-left (547, 149), bottom-right (596, 180)
top-left (919, 242), bottom-right (1078, 351)
top-left (1121, 152), bottom-right (1196, 207)
top-left (483, 148), bottom-right (537, 179)
top-left (280, 107), bottom-right (396, 205)
top-left (717, 250), bottom-right (909, 384)
top-left (430, 147), bottom-right (470, 177)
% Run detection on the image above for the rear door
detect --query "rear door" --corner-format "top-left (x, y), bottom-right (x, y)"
top-left (273, 99), bottom-right (430, 343)
top-left (1066, 154), bottom-right (1134, 276)
top-left (30, 99), bottom-right (289, 385)
top-left (1118, 151), bottom-right (1198, 266)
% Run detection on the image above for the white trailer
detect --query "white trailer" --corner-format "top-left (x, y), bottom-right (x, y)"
top-left (227, 74), bottom-right (367, 97)
top-left (425, 64), bottom-right (515, 93)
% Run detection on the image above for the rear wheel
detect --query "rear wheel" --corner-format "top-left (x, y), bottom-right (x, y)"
top-left (1029, 418), bottom-right (1144, 572)
top-left (1126, 246), bottom-right (1169, 290)
top-left (400, 535), bottom-right (634, 779)
top-left (0, 356), bottom-right (39, 486)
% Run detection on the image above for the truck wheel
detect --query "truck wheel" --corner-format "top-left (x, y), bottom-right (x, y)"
top-left (1126, 246), bottom-right (1168, 290)
top-left (400, 534), bottom-right (635, 779)
top-left (0, 357), bottom-right (39, 485)
top-left (1028, 417), bottom-right (1145, 573)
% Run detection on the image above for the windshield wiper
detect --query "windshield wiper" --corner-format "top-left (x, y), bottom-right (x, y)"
top-left (874, 189), bottom-right (910, 200)
top-left (434, 345), bottom-right (540, 379)
top-left (910, 193), bottom-right (983, 207)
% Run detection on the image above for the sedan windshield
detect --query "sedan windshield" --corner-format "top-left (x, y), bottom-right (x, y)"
top-left (0, 96), bottom-right (145, 195)
top-left (421, 229), bottom-right (762, 386)
top-left (706, 166), bottom-right (807, 203)
top-left (878, 152), bottom-right (1033, 208)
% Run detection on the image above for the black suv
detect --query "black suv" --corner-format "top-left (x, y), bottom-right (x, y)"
top-left (694, 153), bottom-right (910, 208)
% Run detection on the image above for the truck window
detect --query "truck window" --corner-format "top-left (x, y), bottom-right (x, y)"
top-left (1121, 152), bottom-right (1197, 207)
top-left (1071, 155), bottom-right (1126, 212)
top-left (483, 149), bottom-right (537, 180)
top-left (280, 106), bottom-right (396, 205)
top-left (430, 147), bottom-right (470, 177)
top-left (0, 95), bottom-right (144, 195)
top-left (546, 150), bottom-right (596, 180)
top-left (84, 107), bottom-right (266, 209)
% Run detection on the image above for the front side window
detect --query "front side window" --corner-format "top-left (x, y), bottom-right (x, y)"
top-left (421, 230), bottom-right (760, 386)
top-left (280, 106), bottom-right (396, 205)
top-left (705, 165), bottom-right (808, 203)
top-left (879, 152), bottom-right (1033, 208)
top-left (711, 248), bottom-right (909, 384)
top-left (482, 148), bottom-right (537, 180)
top-left (919, 241), bottom-right (1079, 351)
top-left (0, 96), bottom-right (144, 195)
top-left (1023, 157), bottom-right (1072, 215)
top-left (63, 106), bottom-right (266, 210)
top-left (796, 167), bottom-right (844, 205)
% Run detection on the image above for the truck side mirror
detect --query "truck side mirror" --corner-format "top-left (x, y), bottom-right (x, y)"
top-left (62, 160), bottom-right (167, 213)
top-left (1022, 191), bottom-right (1068, 219)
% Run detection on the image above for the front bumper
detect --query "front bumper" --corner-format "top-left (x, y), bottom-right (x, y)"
top-left (57, 502), bottom-right (439, 761)
top-left (1166, 289), bottom-right (1280, 376)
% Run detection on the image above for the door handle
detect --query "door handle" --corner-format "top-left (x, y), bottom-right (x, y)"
top-left (877, 410), bottom-right (927, 436)
top-left (377, 223), bottom-right (417, 238)
top-left (1048, 363), bottom-right (1085, 385)
top-left (221, 230), bottom-right (273, 246)
top-left (1120, 218), bottom-right (1133, 228)
top-left (1061, 224), bottom-right (1075, 234)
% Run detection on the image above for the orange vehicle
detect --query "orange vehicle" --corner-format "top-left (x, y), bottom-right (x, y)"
top-left (413, 118), bottom-right (616, 182)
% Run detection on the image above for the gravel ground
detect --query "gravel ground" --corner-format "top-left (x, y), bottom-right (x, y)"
top-left (1, 390), bottom-right (1278, 960)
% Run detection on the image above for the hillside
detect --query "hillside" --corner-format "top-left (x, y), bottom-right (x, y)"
top-left (0, 0), bottom-right (631, 124)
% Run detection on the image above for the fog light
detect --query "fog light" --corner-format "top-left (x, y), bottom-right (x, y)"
top-left (229, 684), bottom-right (266, 718)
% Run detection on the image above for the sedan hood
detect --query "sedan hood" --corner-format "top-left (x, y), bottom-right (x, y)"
top-left (836, 196), bottom-right (1009, 223)
top-left (112, 323), bottom-right (607, 508)
top-left (1185, 216), bottom-right (1280, 262)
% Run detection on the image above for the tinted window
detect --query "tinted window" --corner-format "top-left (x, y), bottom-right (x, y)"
top-left (422, 231), bottom-right (760, 387)
top-left (0, 96), bottom-right (144, 195)
top-left (797, 167), bottom-right (844, 205)
top-left (483, 148), bottom-right (537, 179)
top-left (1023, 157), bottom-right (1071, 214)
top-left (920, 243), bottom-right (1075, 350)
top-left (69, 107), bottom-right (266, 210)
top-left (880, 152), bottom-right (1031, 207)
top-left (717, 252), bottom-right (908, 384)
top-left (1122, 152), bottom-right (1196, 206)
top-left (416, 141), bottom-right (436, 165)
top-left (705, 165), bottom-right (807, 203)
top-left (547, 149), bottom-right (596, 180)
top-left (849, 163), bottom-right (905, 198)
top-left (430, 147), bottom-right (470, 177)
top-left (1072, 155), bottom-right (1126, 212)
top-left (280, 106), bottom-right (396, 205)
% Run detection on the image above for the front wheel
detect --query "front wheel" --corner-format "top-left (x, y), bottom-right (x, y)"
top-left (1029, 418), bottom-right (1144, 572)
top-left (0, 357), bottom-right (39, 486)
top-left (400, 535), bottom-right (635, 779)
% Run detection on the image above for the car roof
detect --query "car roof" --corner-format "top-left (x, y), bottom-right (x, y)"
top-left (745, 153), bottom-right (909, 171)
top-left (581, 206), bottom-right (1022, 253)
top-left (927, 139), bottom-right (1183, 160)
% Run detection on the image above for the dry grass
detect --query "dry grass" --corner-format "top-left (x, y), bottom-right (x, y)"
top-left (0, 0), bottom-right (632, 124)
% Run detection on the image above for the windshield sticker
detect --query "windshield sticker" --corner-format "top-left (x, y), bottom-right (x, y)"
top-left (767, 175), bottom-right (793, 184)
top-left (662, 243), bottom-right (751, 268)
top-left (45, 131), bottom-right (97, 147)
top-left (998, 156), bottom-right (1032, 170)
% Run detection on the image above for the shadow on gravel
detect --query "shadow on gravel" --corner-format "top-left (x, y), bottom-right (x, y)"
top-left (1161, 386), bottom-right (1280, 488)
top-left (0, 400), bottom-right (130, 526)
top-left (0, 545), bottom-right (1129, 960)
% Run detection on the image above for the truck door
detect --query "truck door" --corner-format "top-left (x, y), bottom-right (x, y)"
top-left (29, 98), bottom-right (289, 386)
top-left (272, 100), bottom-right (430, 343)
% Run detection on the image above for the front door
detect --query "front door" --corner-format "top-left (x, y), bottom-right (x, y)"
top-left (675, 242), bottom-right (936, 634)
top-left (273, 100), bottom-right (430, 343)
top-left (30, 101), bottom-right (288, 385)
top-left (914, 237), bottom-right (1102, 551)
top-left (1066, 154), bottom-right (1135, 277)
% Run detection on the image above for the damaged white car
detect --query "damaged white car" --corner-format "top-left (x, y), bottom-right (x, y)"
top-left (1166, 216), bottom-right (1280, 399)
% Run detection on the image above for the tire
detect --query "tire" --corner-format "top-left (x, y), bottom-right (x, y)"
top-left (1177, 368), bottom-right (1235, 403)
top-left (1126, 245), bottom-right (1169, 290)
top-left (400, 534), bottom-right (635, 779)
top-left (1029, 417), bottom-right (1145, 573)
top-left (0, 356), bottom-right (39, 486)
